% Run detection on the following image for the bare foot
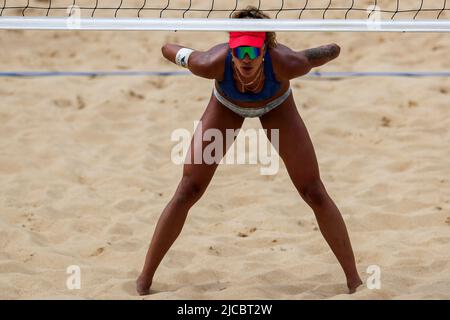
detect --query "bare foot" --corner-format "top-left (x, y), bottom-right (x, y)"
top-left (347, 277), bottom-right (363, 294)
top-left (136, 275), bottom-right (152, 296)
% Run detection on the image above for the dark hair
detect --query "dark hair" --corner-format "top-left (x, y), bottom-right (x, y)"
top-left (231, 6), bottom-right (278, 49)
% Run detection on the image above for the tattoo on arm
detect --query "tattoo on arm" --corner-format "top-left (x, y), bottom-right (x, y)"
top-left (304, 44), bottom-right (340, 67)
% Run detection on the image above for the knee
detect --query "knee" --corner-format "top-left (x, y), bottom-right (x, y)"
top-left (172, 176), bottom-right (206, 207)
top-left (298, 180), bottom-right (328, 208)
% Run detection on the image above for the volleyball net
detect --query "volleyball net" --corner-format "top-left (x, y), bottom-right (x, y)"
top-left (1, 0), bottom-right (450, 31)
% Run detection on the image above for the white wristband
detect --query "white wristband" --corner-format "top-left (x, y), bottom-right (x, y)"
top-left (175, 48), bottom-right (194, 68)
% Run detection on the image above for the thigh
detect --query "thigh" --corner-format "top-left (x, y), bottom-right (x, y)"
top-left (182, 92), bottom-right (245, 185)
top-left (259, 92), bottom-right (320, 185)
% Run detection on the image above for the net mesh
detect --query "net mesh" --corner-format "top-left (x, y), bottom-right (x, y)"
top-left (1, 0), bottom-right (450, 20)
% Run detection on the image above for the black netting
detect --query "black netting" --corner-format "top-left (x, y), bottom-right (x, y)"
top-left (1, 0), bottom-right (449, 20)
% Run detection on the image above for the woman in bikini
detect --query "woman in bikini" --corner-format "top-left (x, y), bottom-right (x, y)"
top-left (137, 7), bottom-right (363, 295)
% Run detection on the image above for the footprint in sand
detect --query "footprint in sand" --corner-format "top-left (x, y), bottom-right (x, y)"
top-left (108, 223), bottom-right (133, 236)
top-left (23, 253), bottom-right (35, 263)
top-left (76, 95), bottom-right (86, 110)
top-left (121, 279), bottom-right (149, 296)
top-left (208, 246), bottom-right (220, 255)
top-left (380, 116), bottom-right (391, 127)
top-left (445, 217), bottom-right (450, 226)
top-left (114, 199), bottom-right (145, 213)
top-left (128, 90), bottom-right (145, 100)
top-left (237, 227), bottom-right (257, 238)
top-left (90, 247), bottom-right (105, 257)
top-left (208, 203), bottom-right (224, 212)
top-left (146, 78), bottom-right (168, 89)
top-left (408, 100), bottom-right (418, 108)
top-left (53, 96), bottom-right (85, 110)
top-left (53, 99), bottom-right (72, 108)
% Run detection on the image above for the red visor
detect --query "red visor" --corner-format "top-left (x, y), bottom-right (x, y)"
top-left (229, 31), bottom-right (266, 49)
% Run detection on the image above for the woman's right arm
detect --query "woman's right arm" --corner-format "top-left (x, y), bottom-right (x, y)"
top-left (161, 43), bottom-right (222, 79)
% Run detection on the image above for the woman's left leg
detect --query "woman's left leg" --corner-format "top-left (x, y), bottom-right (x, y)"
top-left (259, 93), bottom-right (363, 293)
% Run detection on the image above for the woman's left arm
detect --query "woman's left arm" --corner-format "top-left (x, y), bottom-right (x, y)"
top-left (282, 43), bottom-right (341, 80)
top-left (301, 43), bottom-right (341, 68)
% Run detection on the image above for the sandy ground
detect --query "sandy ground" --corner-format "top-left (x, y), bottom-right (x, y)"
top-left (1, 4), bottom-right (450, 299)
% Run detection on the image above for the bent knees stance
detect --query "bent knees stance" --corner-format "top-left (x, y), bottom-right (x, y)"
top-left (298, 180), bottom-right (329, 208)
top-left (172, 176), bottom-right (209, 207)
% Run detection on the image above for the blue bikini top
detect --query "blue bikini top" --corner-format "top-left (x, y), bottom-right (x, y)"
top-left (216, 48), bottom-right (281, 102)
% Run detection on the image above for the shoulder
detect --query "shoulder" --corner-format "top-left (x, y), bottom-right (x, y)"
top-left (206, 43), bottom-right (229, 81)
top-left (269, 43), bottom-right (295, 57)
top-left (206, 43), bottom-right (229, 59)
top-left (269, 43), bottom-right (308, 80)
top-left (187, 43), bottom-right (228, 80)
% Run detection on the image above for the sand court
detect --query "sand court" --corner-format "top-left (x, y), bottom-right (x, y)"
top-left (0, 2), bottom-right (450, 299)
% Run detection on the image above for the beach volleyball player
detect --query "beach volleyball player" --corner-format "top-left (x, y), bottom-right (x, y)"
top-left (137, 7), bottom-right (363, 295)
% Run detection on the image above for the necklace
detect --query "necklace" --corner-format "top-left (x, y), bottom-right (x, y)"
top-left (232, 62), bottom-right (265, 93)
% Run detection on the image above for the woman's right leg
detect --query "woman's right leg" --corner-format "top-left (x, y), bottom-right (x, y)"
top-left (137, 94), bottom-right (244, 295)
